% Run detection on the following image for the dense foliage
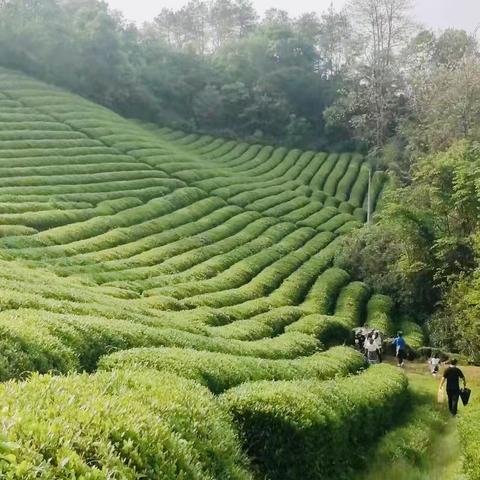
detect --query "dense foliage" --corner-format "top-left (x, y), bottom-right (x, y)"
top-left (0, 0), bottom-right (479, 477)
top-left (459, 384), bottom-right (480, 480)
top-left (0, 370), bottom-right (252, 479)
top-left (221, 365), bottom-right (408, 480)
top-left (337, 140), bottom-right (480, 361)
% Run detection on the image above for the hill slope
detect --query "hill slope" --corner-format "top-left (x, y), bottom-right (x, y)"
top-left (0, 68), bottom-right (406, 479)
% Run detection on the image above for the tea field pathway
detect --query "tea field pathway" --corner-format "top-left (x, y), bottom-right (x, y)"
top-left (357, 361), bottom-right (480, 480)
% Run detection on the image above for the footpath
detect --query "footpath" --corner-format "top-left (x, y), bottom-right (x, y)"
top-left (357, 360), bottom-right (480, 480)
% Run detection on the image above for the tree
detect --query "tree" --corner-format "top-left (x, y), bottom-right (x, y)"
top-left (0, 0), bottom-right (380, 150)
top-left (152, 1), bottom-right (209, 54)
top-left (295, 12), bottom-right (321, 44)
top-left (262, 8), bottom-right (291, 30)
top-left (334, 218), bottom-right (436, 316)
top-left (193, 84), bottom-right (225, 128)
top-left (434, 29), bottom-right (477, 69)
top-left (326, 0), bottom-right (413, 151)
top-left (151, 0), bottom-right (257, 54)
top-left (401, 29), bottom-right (480, 155)
top-left (316, 5), bottom-right (354, 77)
top-left (210, 0), bottom-right (257, 49)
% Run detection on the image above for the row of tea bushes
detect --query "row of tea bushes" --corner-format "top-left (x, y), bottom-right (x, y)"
top-left (221, 364), bottom-right (408, 480)
top-left (0, 308), bottom-right (321, 381)
top-left (301, 267), bottom-right (350, 315)
top-left (459, 390), bottom-right (480, 480)
top-left (365, 294), bottom-right (396, 336)
top-left (0, 369), bottom-right (252, 479)
top-left (98, 345), bottom-right (365, 393)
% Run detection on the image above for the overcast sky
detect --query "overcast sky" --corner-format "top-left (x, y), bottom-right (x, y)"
top-left (106, 0), bottom-right (480, 33)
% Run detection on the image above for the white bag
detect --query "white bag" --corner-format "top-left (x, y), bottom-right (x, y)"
top-left (437, 389), bottom-right (444, 403)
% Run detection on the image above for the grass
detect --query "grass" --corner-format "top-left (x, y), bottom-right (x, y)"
top-left (358, 361), bottom-right (480, 480)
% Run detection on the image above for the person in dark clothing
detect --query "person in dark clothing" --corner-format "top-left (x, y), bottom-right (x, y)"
top-left (439, 359), bottom-right (467, 416)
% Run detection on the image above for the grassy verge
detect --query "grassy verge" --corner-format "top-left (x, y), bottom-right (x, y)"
top-left (356, 363), bottom-right (460, 480)
top-left (458, 365), bottom-right (480, 480)
top-left (355, 364), bottom-right (480, 480)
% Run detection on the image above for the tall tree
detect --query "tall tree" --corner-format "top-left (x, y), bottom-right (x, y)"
top-left (325, 0), bottom-right (413, 151)
top-left (152, 0), bottom-right (257, 54)
top-left (316, 5), bottom-right (354, 77)
top-left (401, 29), bottom-right (480, 155)
top-left (350, 0), bottom-right (413, 149)
top-left (152, 1), bottom-right (209, 54)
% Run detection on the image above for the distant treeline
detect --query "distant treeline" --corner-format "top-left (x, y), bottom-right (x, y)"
top-left (0, 0), bottom-right (367, 151)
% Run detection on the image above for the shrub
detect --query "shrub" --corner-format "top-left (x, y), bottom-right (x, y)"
top-left (349, 164), bottom-right (370, 207)
top-left (0, 369), bottom-right (252, 479)
top-left (210, 177), bottom-right (287, 199)
top-left (246, 190), bottom-right (300, 212)
top-left (268, 236), bottom-right (336, 306)
top-left (335, 219), bottom-right (363, 234)
top-left (334, 281), bottom-right (370, 327)
top-left (297, 152), bottom-right (328, 185)
top-left (309, 153), bottom-right (338, 190)
top-left (282, 150), bottom-right (316, 181)
top-left (335, 155), bottom-right (363, 201)
top-left (323, 195), bottom-right (341, 207)
top-left (298, 206), bottom-right (338, 229)
top-left (280, 201), bottom-right (323, 222)
top-left (302, 267), bottom-right (350, 315)
top-left (98, 345), bottom-right (365, 393)
top-left (221, 364), bottom-right (408, 480)
top-left (263, 196), bottom-right (310, 217)
top-left (208, 307), bottom-right (303, 340)
top-left (338, 201), bottom-right (355, 214)
top-left (363, 170), bottom-right (387, 211)
top-left (366, 294), bottom-right (396, 335)
top-left (323, 153), bottom-right (351, 196)
top-left (285, 314), bottom-right (353, 345)
top-left (459, 400), bottom-right (480, 480)
top-left (318, 213), bottom-right (355, 232)
top-left (0, 308), bottom-right (322, 381)
top-left (400, 318), bottom-right (424, 350)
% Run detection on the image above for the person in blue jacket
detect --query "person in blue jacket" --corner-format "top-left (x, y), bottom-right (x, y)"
top-left (392, 331), bottom-right (406, 367)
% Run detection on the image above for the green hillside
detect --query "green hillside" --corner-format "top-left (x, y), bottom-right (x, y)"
top-left (0, 68), bottom-right (408, 478)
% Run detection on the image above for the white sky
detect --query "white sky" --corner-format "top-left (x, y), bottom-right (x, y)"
top-left (106, 0), bottom-right (480, 32)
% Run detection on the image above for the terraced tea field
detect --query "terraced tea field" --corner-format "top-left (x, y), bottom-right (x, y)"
top-left (0, 67), bottom-right (420, 478)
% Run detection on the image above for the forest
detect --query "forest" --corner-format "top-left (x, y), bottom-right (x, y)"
top-left (0, 0), bottom-right (479, 478)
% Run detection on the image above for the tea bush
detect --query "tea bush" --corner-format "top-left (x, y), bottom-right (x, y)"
top-left (0, 369), bottom-right (252, 479)
top-left (98, 345), bottom-right (365, 393)
top-left (221, 364), bottom-right (408, 480)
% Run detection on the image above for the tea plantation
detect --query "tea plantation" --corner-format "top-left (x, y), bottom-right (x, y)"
top-left (0, 67), bottom-right (435, 478)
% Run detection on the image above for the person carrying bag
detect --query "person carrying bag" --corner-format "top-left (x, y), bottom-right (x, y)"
top-left (439, 359), bottom-right (467, 416)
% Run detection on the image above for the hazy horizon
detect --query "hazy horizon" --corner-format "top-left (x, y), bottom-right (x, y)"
top-left (106, 0), bottom-right (480, 33)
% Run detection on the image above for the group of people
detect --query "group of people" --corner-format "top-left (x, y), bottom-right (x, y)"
top-left (355, 329), bottom-right (470, 417)
top-left (355, 329), bottom-right (407, 367)
top-left (355, 329), bottom-right (383, 364)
